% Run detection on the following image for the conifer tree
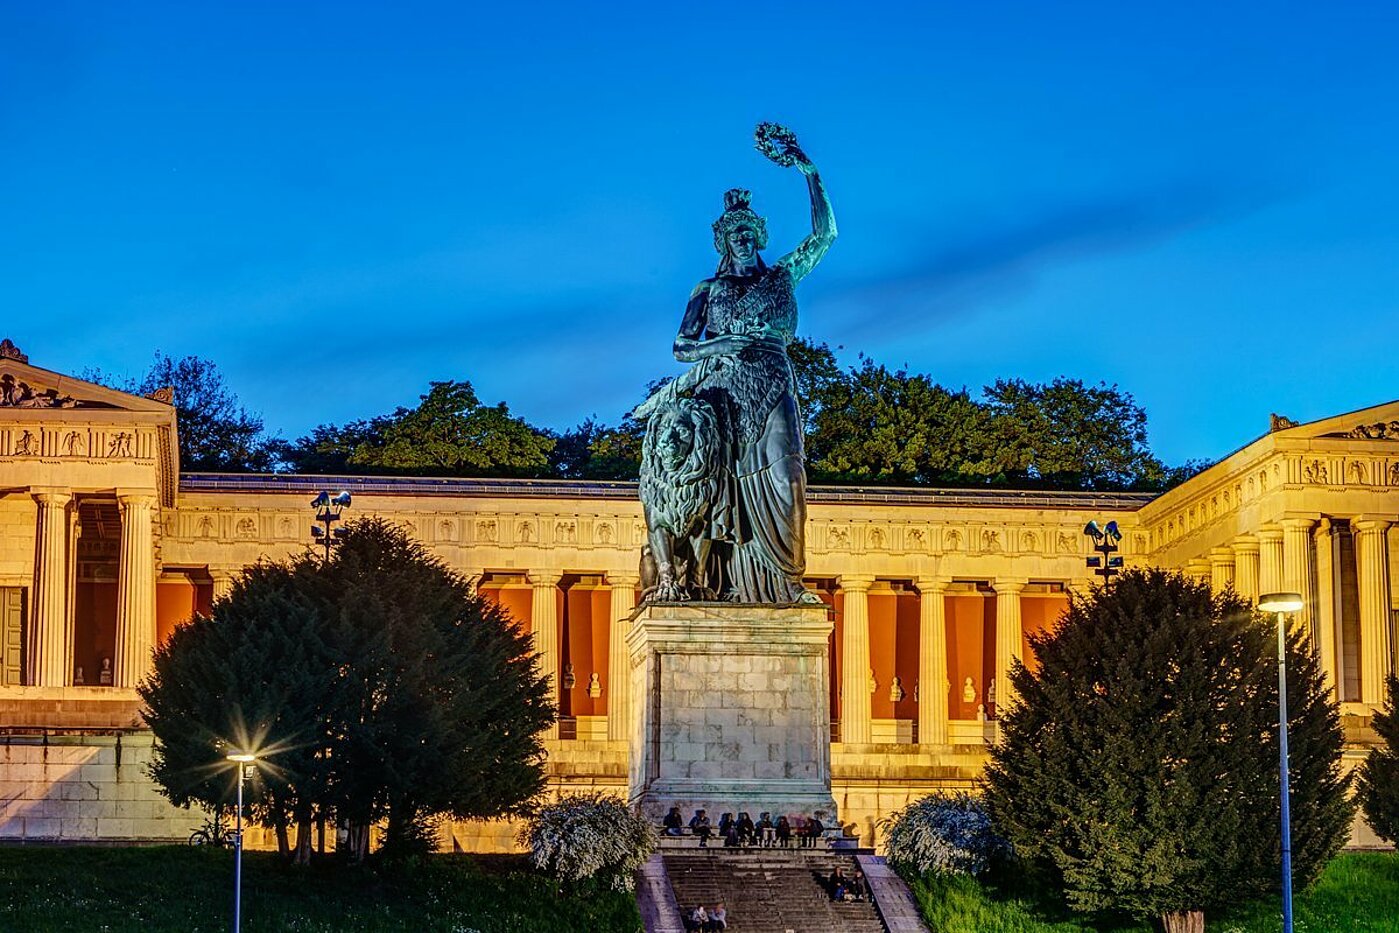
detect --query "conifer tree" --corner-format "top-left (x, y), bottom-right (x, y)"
top-left (141, 518), bottom-right (553, 864)
top-left (1357, 674), bottom-right (1399, 844)
top-left (983, 568), bottom-right (1352, 933)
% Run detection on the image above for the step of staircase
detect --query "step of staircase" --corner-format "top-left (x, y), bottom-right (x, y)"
top-left (663, 848), bottom-right (887, 933)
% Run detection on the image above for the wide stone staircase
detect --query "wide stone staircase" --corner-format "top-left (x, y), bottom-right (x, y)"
top-left (662, 846), bottom-right (887, 933)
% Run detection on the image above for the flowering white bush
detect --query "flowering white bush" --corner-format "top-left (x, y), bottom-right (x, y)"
top-left (521, 793), bottom-right (657, 892)
top-left (881, 791), bottom-right (1009, 877)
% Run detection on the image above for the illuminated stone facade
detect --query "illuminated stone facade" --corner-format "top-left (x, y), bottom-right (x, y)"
top-left (0, 348), bottom-right (1392, 849)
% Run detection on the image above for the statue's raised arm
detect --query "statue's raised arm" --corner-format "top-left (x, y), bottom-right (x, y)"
top-left (756, 123), bottom-right (837, 284)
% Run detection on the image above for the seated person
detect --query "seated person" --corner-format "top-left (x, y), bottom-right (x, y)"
top-left (686, 904), bottom-right (707, 933)
top-left (663, 806), bottom-right (684, 836)
top-left (757, 812), bottom-right (775, 847)
top-left (723, 822), bottom-right (740, 848)
top-left (828, 866), bottom-right (848, 901)
top-left (717, 812), bottom-right (734, 839)
top-left (775, 815), bottom-right (792, 848)
top-left (705, 901), bottom-right (728, 932)
top-left (849, 868), bottom-right (867, 901)
top-left (689, 809), bottom-right (712, 847)
top-left (736, 811), bottom-right (755, 846)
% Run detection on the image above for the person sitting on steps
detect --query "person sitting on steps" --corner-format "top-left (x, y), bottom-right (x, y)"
top-left (689, 809), bottom-right (712, 847)
top-left (849, 867), bottom-right (867, 901)
top-left (757, 811), bottom-right (775, 847)
top-left (736, 811), bottom-right (755, 846)
top-left (718, 812), bottom-right (734, 840)
top-left (705, 901), bottom-right (728, 932)
top-left (828, 866), bottom-right (849, 901)
top-left (686, 904), bottom-right (707, 932)
top-left (664, 806), bottom-right (684, 836)
top-left (775, 814), bottom-right (792, 848)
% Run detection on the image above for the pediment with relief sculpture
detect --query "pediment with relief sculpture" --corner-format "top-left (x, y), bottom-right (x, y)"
top-left (0, 340), bottom-right (175, 414)
top-left (1269, 398), bottom-right (1399, 442)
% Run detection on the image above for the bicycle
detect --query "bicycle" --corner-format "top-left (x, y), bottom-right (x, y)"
top-left (188, 809), bottom-right (235, 848)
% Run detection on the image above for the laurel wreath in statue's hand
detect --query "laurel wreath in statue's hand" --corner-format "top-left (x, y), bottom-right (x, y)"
top-left (755, 122), bottom-right (809, 170)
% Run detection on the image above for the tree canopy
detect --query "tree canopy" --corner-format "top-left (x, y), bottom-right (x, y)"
top-left (140, 518), bottom-right (553, 864)
top-left (278, 380), bottom-right (556, 477)
top-left (88, 352), bottom-right (276, 471)
top-left (983, 568), bottom-right (1352, 933)
top-left (102, 341), bottom-right (1206, 489)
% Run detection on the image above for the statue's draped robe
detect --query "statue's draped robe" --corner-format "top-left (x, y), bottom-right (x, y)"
top-left (678, 264), bottom-right (808, 603)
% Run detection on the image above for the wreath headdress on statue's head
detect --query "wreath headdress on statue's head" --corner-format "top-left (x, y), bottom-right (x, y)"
top-left (712, 188), bottom-right (769, 255)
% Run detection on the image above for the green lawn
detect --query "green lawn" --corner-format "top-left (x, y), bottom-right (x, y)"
top-left (0, 846), bottom-right (643, 932)
top-left (908, 852), bottom-right (1399, 933)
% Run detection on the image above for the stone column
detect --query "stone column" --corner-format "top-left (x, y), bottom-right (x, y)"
top-left (1258, 526), bottom-right (1285, 598)
top-left (27, 490), bottom-right (72, 686)
top-left (1281, 517), bottom-right (1317, 640)
top-left (529, 570), bottom-right (563, 740)
top-left (606, 571), bottom-right (639, 742)
top-left (1185, 559), bottom-right (1211, 584)
top-left (211, 571), bottom-right (235, 602)
top-left (1353, 519), bottom-right (1393, 705)
top-left (1313, 519), bottom-right (1340, 699)
top-left (1233, 535), bottom-right (1260, 606)
top-left (838, 575), bottom-right (874, 744)
top-left (1208, 547), bottom-right (1235, 595)
top-left (993, 579), bottom-right (1026, 718)
top-left (915, 577), bottom-right (950, 746)
top-left (114, 493), bottom-right (157, 688)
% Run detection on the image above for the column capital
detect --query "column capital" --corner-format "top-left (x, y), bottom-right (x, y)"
top-left (526, 569), bottom-right (563, 588)
top-left (1208, 546), bottom-right (1235, 563)
top-left (30, 489), bottom-right (72, 507)
top-left (992, 578), bottom-right (1027, 595)
top-left (608, 571), bottom-right (641, 587)
top-left (1256, 525), bottom-right (1284, 542)
top-left (837, 574), bottom-right (875, 593)
top-left (1279, 515), bottom-right (1317, 531)
top-left (914, 576), bottom-right (950, 595)
top-left (116, 490), bottom-right (158, 509)
top-left (1232, 534), bottom-right (1259, 554)
top-left (1353, 516), bottom-right (1393, 534)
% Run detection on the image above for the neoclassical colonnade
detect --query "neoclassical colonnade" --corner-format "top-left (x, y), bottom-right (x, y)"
top-left (22, 488), bottom-right (158, 689)
top-left (1183, 515), bottom-right (1394, 705)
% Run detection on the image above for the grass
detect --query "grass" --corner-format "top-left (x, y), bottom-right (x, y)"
top-left (0, 846), bottom-right (643, 932)
top-left (907, 852), bottom-right (1399, 933)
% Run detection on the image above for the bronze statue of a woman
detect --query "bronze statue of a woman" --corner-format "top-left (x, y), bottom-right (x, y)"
top-left (636, 124), bottom-right (835, 604)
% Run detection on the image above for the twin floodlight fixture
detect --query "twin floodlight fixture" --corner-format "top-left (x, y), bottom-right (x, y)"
top-left (1083, 520), bottom-right (1124, 581)
top-left (309, 490), bottom-right (352, 542)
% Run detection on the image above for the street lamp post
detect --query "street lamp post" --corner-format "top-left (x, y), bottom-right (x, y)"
top-left (309, 491), bottom-right (352, 562)
top-left (226, 752), bottom-right (258, 933)
top-left (1083, 520), bottom-right (1123, 583)
top-left (1258, 591), bottom-right (1304, 933)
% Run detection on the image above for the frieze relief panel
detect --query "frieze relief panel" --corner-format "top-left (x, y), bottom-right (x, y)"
top-left (0, 426), bottom-right (156, 461)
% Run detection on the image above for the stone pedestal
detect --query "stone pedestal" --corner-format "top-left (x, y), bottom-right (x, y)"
top-left (626, 603), bottom-right (836, 823)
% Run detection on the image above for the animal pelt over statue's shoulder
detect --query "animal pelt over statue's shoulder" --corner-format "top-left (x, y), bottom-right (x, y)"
top-left (634, 386), bottom-right (724, 603)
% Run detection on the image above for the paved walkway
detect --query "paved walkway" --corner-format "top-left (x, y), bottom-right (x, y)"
top-left (857, 854), bottom-right (931, 933)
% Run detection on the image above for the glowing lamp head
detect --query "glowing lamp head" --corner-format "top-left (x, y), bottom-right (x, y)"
top-left (226, 753), bottom-right (258, 763)
top-left (1258, 592), bottom-right (1304, 613)
top-left (331, 491), bottom-right (352, 508)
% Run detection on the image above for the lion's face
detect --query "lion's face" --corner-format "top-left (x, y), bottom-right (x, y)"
top-left (654, 413), bottom-right (696, 471)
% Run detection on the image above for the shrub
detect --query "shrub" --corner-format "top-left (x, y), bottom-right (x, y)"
top-left (522, 793), bottom-right (657, 892)
top-left (881, 791), bottom-right (1010, 877)
top-left (1358, 674), bottom-right (1399, 844)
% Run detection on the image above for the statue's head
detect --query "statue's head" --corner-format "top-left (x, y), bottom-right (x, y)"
top-left (712, 188), bottom-right (768, 268)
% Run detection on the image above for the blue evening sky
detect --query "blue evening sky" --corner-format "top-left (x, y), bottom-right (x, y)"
top-left (3, 1), bottom-right (1398, 467)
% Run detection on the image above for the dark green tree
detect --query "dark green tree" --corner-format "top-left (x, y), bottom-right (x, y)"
top-left (140, 519), bottom-right (553, 865)
top-left (786, 336), bottom-right (844, 438)
top-left (983, 568), bottom-right (1352, 933)
top-left (322, 518), bottom-right (553, 858)
top-left (140, 558), bottom-right (334, 862)
top-left (88, 353), bottom-right (275, 471)
top-left (980, 377), bottom-right (1166, 489)
top-left (281, 381), bottom-right (555, 477)
top-left (805, 357), bottom-right (992, 485)
top-left (1357, 674), bottom-right (1399, 845)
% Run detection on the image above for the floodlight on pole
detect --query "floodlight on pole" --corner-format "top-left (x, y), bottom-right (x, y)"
top-left (1258, 591), bottom-right (1303, 933)
top-left (309, 489), bottom-right (352, 562)
top-left (225, 750), bottom-right (260, 933)
top-left (1083, 519), bottom-right (1124, 583)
